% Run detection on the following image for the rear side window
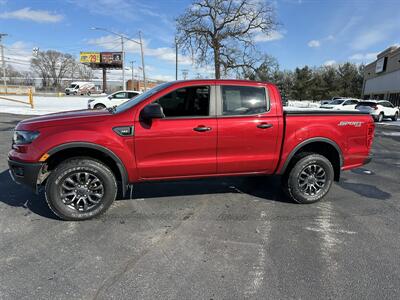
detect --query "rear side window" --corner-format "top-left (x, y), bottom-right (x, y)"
top-left (128, 92), bottom-right (139, 98)
top-left (357, 101), bottom-right (376, 107)
top-left (383, 101), bottom-right (393, 108)
top-left (221, 86), bottom-right (268, 115)
top-left (155, 86), bottom-right (210, 118)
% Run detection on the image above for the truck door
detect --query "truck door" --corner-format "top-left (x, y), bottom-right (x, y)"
top-left (134, 84), bottom-right (217, 179)
top-left (216, 84), bottom-right (280, 174)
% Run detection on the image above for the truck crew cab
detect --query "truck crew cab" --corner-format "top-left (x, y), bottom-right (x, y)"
top-left (8, 80), bottom-right (375, 220)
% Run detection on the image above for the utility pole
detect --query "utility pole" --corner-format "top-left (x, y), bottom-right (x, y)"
top-left (130, 60), bottom-right (135, 89)
top-left (175, 37), bottom-right (178, 80)
top-left (121, 36), bottom-right (125, 91)
top-left (0, 33), bottom-right (8, 94)
top-left (139, 31), bottom-right (146, 91)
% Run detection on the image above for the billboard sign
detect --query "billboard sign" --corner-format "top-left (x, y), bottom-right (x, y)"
top-left (101, 52), bottom-right (122, 66)
top-left (80, 52), bottom-right (100, 63)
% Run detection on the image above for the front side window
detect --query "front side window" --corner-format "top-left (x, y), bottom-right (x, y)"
top-left (330, 100), bottom-right (345, 105)
top-left (221, 85), bottom-right (268, 115)
top-left (113, 92), bottom-right (127, 99)
top-left (155, 85), bottom-right (210, 118)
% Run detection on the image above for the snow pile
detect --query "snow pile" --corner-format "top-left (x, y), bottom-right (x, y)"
top-left (0, 95), bottom-right (90, 115)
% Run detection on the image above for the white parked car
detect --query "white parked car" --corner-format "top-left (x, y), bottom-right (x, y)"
top-left (320, 98), bottom-right (359, 110)
top-left (87, 90), bottom-right (141, 110)
top-left (356, 100), bottom-right (399, 122)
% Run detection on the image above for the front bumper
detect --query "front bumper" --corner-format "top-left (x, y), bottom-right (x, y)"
top-left (8, 159), bottom-right (43, 192)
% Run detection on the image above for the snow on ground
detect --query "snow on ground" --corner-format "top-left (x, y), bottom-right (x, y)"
top-left (287, 100), bottom-right (320, 108)
top-left (0, 95), bottom-right (90, 115)
top-left (376, 119), bottom-right (400, 127)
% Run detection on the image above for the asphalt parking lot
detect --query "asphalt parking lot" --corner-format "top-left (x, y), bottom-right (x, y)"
top-left (1, 113), bottom-right (400, 299)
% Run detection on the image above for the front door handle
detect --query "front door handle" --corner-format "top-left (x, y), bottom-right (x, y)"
top-left (193, 126), bottom-right (212, 132)
top-left (257, 123), bottom-right (273, 129)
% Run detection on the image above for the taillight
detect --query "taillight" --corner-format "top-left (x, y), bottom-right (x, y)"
top-left (367, 123), bottom-right (375, 148)
top-left (373, 105), bottom-right (378, 110)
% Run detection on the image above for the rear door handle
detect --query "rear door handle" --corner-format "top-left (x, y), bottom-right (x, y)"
top-left (193, 126), bottom-right (212, 132)
top-left (257, 123), bottom-right (273, 129)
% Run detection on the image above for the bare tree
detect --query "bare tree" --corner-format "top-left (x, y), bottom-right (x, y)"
top-left (70, 62), bottom-right (94, 81)
top-left (31, 50), bottom-right (75, 89)
top-left (176, 0), bottom-right (278, 79)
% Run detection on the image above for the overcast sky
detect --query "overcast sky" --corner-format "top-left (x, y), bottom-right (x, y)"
top-left (1, 0), bottom-right (399, 81)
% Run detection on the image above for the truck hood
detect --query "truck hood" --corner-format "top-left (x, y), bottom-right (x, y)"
top-left (16, 109), bottom-right (111, 130)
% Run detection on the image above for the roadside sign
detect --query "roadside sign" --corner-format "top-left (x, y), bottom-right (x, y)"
top-left (101, 52), bottom-right (122, 66)
top-left (80, 52), bottom-right (100, 63)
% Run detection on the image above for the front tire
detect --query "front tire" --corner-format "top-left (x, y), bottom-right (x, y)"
top-left (94, 104), bottom-right (106, 110)
top-left (45, 158), bottom-right (117, 221)
top-left (392, 112), bottom-right (398, 121)
top-left (283, 153), bottom-right (334, 204)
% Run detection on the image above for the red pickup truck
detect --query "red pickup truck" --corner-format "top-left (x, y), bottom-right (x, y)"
top-left (8, 80), bottom-right (374, 220)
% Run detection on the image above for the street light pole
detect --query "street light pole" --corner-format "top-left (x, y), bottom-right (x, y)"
top-left (175, 36), bottom-right (178, 81)
top-left (0, 33), bottom-right (8, 94)
top-left (139, 31), bottom-right (146, 91)
top-left (121, 36), bottom-right (125, 90)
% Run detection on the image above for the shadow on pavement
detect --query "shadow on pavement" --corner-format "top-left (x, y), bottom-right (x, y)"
top-left (0, 170), bottom-right (57, 219)
top-left (0, 169), bottom-right (292, 220)
top-left (337, 178), bottom-right (391, 200)
top-left (130, 175), bottom-right (293, 203)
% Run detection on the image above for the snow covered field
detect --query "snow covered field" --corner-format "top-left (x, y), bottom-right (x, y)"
top-left (0, 95), bottom-right (90, 115)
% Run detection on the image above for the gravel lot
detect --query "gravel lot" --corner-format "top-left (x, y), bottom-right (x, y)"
top-left (1, 113), bottom-right (400, 299)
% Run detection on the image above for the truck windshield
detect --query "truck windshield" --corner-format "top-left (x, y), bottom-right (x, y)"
top-left (114, 82), bottom-right (173, 113)
top-left (69, 84), bottom-right (77, 88)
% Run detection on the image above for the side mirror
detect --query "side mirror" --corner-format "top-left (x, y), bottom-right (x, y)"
top-left (108, 95), bottom-right (112, 100)
top-left (140, 103), bottom-right (165, 121)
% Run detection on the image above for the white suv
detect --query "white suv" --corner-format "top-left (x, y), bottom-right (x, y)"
top-left (88, 90), bottom-right (141, 110)
top-left (320, 98), bottom-right (359, 110)
top-left (356, 100), bottom-right (399, 122)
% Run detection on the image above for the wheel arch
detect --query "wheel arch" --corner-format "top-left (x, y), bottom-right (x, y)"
top-left (44, 142), bottom-right (128, 197)
top-left (279, 137), bottom-right (343, 181)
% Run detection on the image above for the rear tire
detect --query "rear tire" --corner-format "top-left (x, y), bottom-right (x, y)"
top-left (392, 112), bottom-right (398, 121)
top-left (377, 112), bottom-right (384, 122)
top-left (283, 153), bottom-right (334, 204)
top-left (94, 104), bottom-right (106, 110)
top-left (45, 158), bottom-right (117, 221)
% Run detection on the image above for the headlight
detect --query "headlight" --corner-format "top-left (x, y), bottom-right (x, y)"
top-left (13, 130), bottom-right (40, 145)
top-left (88, 99), bottom-right (95, 103)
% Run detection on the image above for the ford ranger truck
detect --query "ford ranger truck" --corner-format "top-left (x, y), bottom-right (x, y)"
top-left (8, 80), bottom-right (375, 221)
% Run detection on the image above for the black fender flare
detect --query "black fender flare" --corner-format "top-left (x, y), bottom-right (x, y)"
top-left (47, 142), bottom-right (129, 197)
top-left (278, 137), bottom-right (343, 175)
